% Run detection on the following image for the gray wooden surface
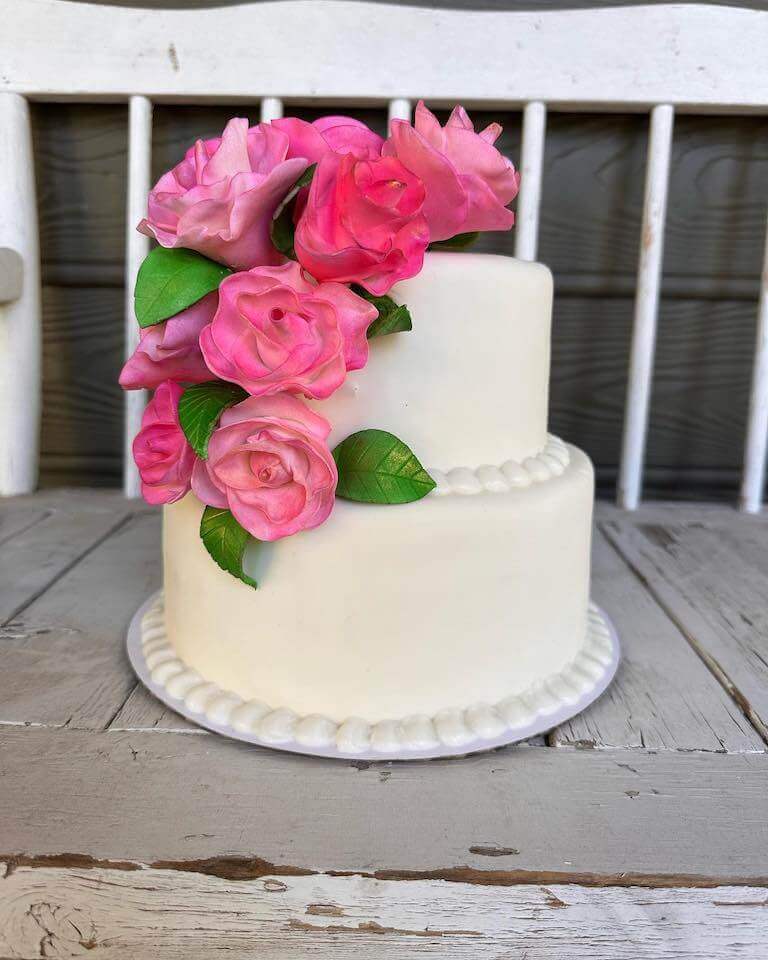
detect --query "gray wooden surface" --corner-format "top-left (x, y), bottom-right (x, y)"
top-left (31, 96), bottom-right (768, 498)
top-left (1, 490), bottom-right (767, 957)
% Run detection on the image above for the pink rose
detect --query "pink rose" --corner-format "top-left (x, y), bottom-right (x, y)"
top-left (133, 381), bottom-right (196, 505)
top-left (200, 262), bottom-right (376, 400)
top-left (192, 394), bottom-right (337, 541)
top-left (272, 115), bottom-right (383, 162)
top-left (294, 153), bottom-right (429, 295)
top-left (384, 101), bottom-right (520, 242)
top-left (120, 293), bottom-right (216, 390)
top-left (139, 117), bottom-right (308, 270)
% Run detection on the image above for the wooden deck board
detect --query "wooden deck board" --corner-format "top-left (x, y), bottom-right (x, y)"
top-left (2, 491), bottom-right (767, 956)
top-left (550, 529), bottom-right (765, 752)
top-left (2, 866), bottom-right (767, 959)
top-left (0, 501), bottom-right (134, 626)
top-left (602, 517), bottom-right (768, 742)
top-left (0, 509), bottom-right (160, 730)
top-left (2, 726), bottom-right (767, 882)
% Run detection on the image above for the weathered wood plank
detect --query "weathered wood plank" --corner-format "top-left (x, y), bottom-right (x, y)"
top-left (109, 681), bottom-right (206, 734)
top-left (595, 500), bottom-right (768, 528)
top-left (40, 284), bottom-right (125, 488)
top-left (31, 102), bottom-right (127, 274)
top-left (0, 504), bottom-right (50, 547)
top-left (2, 728), bottom-right (767, 882)
top-left (550, 296), bottom-right (755, 499)
top-left (8, 3), bottom-right (767, 110)
top-left (0, 511), bottom-right (160, 729)
top-left (0, 501), bottom-right (133, 626)
top-left (551, 529), bottom-right (764, 752)
top-left (602, 517), bottom-right (768, 742)
top-left (1, 866), bottom-right (766, 960)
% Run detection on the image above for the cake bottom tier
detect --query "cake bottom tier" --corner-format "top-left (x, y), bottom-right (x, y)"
top-left (162, 443), bottom-right (597, 729)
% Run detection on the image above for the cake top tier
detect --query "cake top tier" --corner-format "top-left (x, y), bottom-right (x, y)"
top-left (313, 252), bottom-right (553, 469)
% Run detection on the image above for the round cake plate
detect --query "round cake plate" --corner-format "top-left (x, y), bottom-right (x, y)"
top-left (127, 592), bottom-right (620, 762)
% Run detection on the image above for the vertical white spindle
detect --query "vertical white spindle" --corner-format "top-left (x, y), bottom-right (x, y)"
top-left (618, 103), bottom-right (674, 510)
top-left (515, 101), bottom-right (547, 262)
top-left (0, 93), bottom-right (41, 496)
top-left (388, 98), bottom-right (412, 131)
top-left (260, 98), bottom-right (284, 123)
top-left (124, 95), bottom-right (153, 498)
top-left (740, 215), bottom-right (768, 513)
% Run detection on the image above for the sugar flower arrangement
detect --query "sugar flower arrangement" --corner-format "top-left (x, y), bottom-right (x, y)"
top-left (122, 103), bottom-right (519, 586)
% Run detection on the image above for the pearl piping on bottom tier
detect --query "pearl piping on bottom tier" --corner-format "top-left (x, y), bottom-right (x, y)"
top-left (140, 594), bottom-right (613, 755)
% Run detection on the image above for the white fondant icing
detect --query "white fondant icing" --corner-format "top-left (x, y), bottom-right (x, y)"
top-left (164, 445), bottom-right (594, 722)
top-left (139, 594), bottom-right (614, 755)
top-left (310, 253), bottom-right (553, 467)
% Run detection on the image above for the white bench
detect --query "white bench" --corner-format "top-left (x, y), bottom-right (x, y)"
top-left (1, 0), bottom-right (767, 510)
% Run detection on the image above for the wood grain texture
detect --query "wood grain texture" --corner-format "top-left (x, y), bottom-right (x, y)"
top-left (551, 297), bottom-right (756, 496)
top-left (31, 103), bottom-right (128, 273)
top-left (109, 680), bottom-right (207, 734)
top-left (2, 490), bottom-right (767, 953)
top-left (40, 284), bottom-right (125, 488)
top-left (601, 517), bottom-right (768, 742)
top-left (0, 510), bottom-right (160, 730)
top-left (8, 3), bottom-right (768, 110)
top-left (2, 726), bottom-right (768, 881)
top-left (0, 499), bottom-right (132, 626)
top-left (1, 866), bottom-right (767, 960)
top-left (0, 503), bottom-right (50, 547)
top-left (550, 529), bottom-right (764, 752)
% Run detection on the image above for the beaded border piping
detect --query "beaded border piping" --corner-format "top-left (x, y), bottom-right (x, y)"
top-left (428, 434), bottom-right (570, 496)
top-left (133, 592), bottom-right (616, 758)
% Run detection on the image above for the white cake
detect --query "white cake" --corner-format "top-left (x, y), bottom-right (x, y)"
top-left (151, 252), bottom-right (611, 754)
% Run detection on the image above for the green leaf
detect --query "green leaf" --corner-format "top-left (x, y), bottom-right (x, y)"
top-left (270, 205), bottom-right (297, 260)
top-left (292, 163), bottom-right (317, 193)
top-left (333, 429), bottom-right (436, 504)
top-left (270, 163), bottom-right (317, 260)
top-left (351, 285), bottom-right (413, 339)
top-left (200, 506), bottom-right (258, 589)
top-left (178, 380), bottom-right (248, 459)
top-left (428, 231), bottom-right (480, 251)
top-left (134, 247), bottom-right (232, 328)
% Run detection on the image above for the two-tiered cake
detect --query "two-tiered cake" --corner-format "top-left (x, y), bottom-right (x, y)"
top-left (123, 105), bottom-right (617, 758)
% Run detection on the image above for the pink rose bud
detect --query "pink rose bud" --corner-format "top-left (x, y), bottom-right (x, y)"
top-left (138, 118), bottom-right (308, 270)
top-left (192, 394), bottom-right (338, 542)
top-left (384, 101), bottom-right (521, 242)
top-left (133, 381), bottom-right (196, 505)
top-left (119, 293), bottom-right (216, 390)
top-left (199, 262), bottom-right (376, 400)
top-left (294, 152), bottom-right (429, 296)
top-left (272, 115), bottom-right (384, 163)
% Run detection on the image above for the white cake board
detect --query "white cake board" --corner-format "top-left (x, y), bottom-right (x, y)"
top-left (127, 592), bottom-right (620, 762)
